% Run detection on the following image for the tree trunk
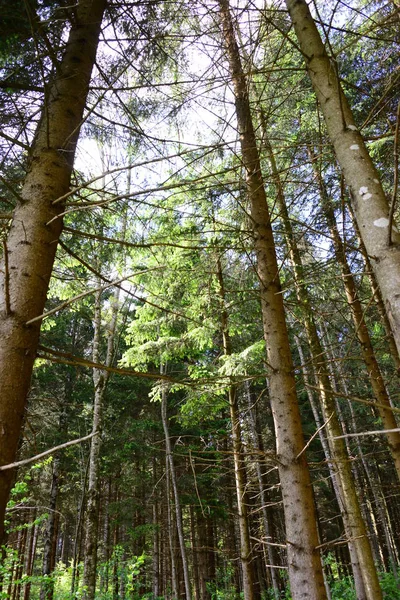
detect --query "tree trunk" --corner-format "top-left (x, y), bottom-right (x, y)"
top-left (40, 377), bottom-right (70, 600)
top-left (161, 384), bottom-right (192, 600)
top-left (23, 509), bottom-right (37, 600)
top-left (165, 452), bottom-right (179, 600)
top-left (263, 134), bottom-right (382, 599)
top-left (12, 526), bottom-right (27, 600)
top-left (309, 147), bottom-right (400, 478)
top-left (215, 255), bottom-right (255, 600)
top-left (294, 337), bottom-right (367, 600)
top-left (218, 1), bottom-right (327, 597)
top-left (71, 459), bottom-right (89, 597)
top-left (100, 477), bottom-right (112, 595)
top-left (152, 454), bottom-right (160, 599)
top-left (83, 286), bottom-right (120, 599)
top-left (352, 218), bottom-right (400, 372)
top-left (40, 458), bottom-right (60, 600)
top-left (245, 382), bottom-right (284, 599)
top-left (0, 0), bottom-right (106, 542)
top-left (190, 505), bottom-right (201, 600)
top-left (286, 0), bottom-right (400, 356)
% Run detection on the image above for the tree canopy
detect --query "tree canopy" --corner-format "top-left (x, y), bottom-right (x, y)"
top-left (1, 0), bottom-right (400, 599)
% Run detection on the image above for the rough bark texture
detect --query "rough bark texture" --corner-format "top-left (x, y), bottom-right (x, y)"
top-left (0, 0), bottom-right (106, 542)
top-left (309, 148), bottom-right (400, 480)
top-left (40, 459), bottom-right (59, 600)
top-left (165, 453), bottom-right (179, 600)
top-left (285, 0), bottom-right (400, 356)
top-left (215, 256), bottom-right (255, 600)
top-left (245, 383), bottom-right (281, 599)
top-left (218, 1), bottom-right (327, 597)
top-left (161, 386), bottom-right (192, 600)
top-left (83, 288), bottom-right (119, 599)
top-left (294, 337), bottom-right (367, 600)
top-left (264, 136), bottom-right (382, 599)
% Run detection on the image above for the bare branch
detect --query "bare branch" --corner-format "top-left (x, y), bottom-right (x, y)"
top-left (0, 432), bottom-right (98, 471)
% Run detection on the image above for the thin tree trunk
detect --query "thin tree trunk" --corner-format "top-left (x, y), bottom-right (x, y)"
top-left (263, 132), bottom-right (382, 599)
top-left (152, 454), bottom-right (160, 599)
top-left (100, 477), bottom-right (111, 595)
top-left (152, 502), bottom-right (160, 599)
top-left (40, 376), bottom-right (70, 600)
top-left (112, 521), bottom-right (119, 600)
top-left (40, 459), bottom-right (60, 600)
top-left (0, 0), bottom-right (106, 541)
top-left (23, 509), bottom-right (37, 600)
top-left (71, 459), bottom-right (89, 597)
top-left (309, 146), bottom-right (400, 478)
top-left (218, 1), bottom-right (327, 597)
top-left (12, 526), bottom-right (27, 600)
top-left (165, 454), bottom-right (178, 600)
top-left (161, 384), bottom-right (192, 600)
top-left (320, 325), bottom-right (386, 567)
top-left (190, 505), bottom-right (201, 600)
top-left (83, 286), bottom-right (120, 600)
top-left (286, 0), bottom-right (400, 356)
top-left (222, 436), bottom-right (241, 598)
top-left (215, 255), bottom-right (255, 600)
top-left (354, 223), bottom-right (400, 372)
top-left (294, 337), bottom-right (367, 600)
top-left (245, 382), bottom-right (285, 599)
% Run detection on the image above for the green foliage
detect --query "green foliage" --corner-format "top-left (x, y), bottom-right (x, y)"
top-left (379, 572), bottom-right (400, 599)
top-left (330, 576), bottom-right (356, 600)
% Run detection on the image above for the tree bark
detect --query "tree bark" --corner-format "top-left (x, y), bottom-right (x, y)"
top-left (161, 384), bottom-right (192, 600)
top-left (23, 509), bottom-right (38, 600)
top-left (286, 0), bottom-right (400, 356)
top-left (263, 134), bottom-right (381, 599)
top-left (218, 1), bottom-right (327, 597)
top-left (309, 146), bottom-right (400, 479)
top-left (83, 286), bottom-right (120, 599)
top-left (353, 219), bottom-right (400, 372)
top-left (294, 336), bottom-right (367, 600)
top-left (165, 452), bottom-right (179, 600)
top-left (215, 255), bottom-right (255, 600)
top-left (245, 382), bottom-right (283, 599)
top-left (40, 459), bottom-right (60, 600)
top-left (0, 0), bottom-right (106, 542)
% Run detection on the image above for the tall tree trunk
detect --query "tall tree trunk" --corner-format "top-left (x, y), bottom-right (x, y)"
top-left (152, 454), bottom-right (160, 599)
top-left (245, 382), bottom-right (284, 599)
top-left (83, 287), bottom-right (120, 600)
top-left (152, 502), bottom-right (160, 599)
top-left (215, 255), bottom-right (255, 600)
top-left (40, 377), bottom-right (70, 600)
top-left (0, 0), bottom-right (106, 542)
top-left (294, 336), bottom-right (367, 600)
top-left (100, 477), bottom-right (112, 595)
top-left (112, 518), bottom-right (120, 600)
top-left (12, 526), bottom-right (27, 600)
top-left (221, 437), bottom-right (241, 598)
top-left (218, 1), bottom-right (327, 597)
top-left (190, 505), bottom-right (201, 600)
top-left (263, 134), bottom-right (381, 599)
top-left (285, 0), bottom-right (400, 355)
top-left (319, 325), bottom-right (387, 567)
top-left (165, 453), bottom-right (178, 600)
top-left (71, 465), bottom-right (87, 598)
top-left (351, 216), bottom-right (400, 372)
top-left (161, 384), bottom-right (192, 600)
top-left (40, 458), bottom-right (60, 600)
top-left (23, 509), bottom-right (37, 600)
top-left (309, 146), bottom-right (400, 478)
top-left (196, 511), bottom-right (215, 600)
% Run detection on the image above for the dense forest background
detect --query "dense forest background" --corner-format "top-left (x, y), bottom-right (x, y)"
top-left (1, 0), bottom-right (400, 598)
